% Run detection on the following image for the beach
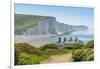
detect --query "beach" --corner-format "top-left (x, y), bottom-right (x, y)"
top-left (15, 35), bottom-right (53, 47)
top-left (15, 34), bottom-right (94, 47)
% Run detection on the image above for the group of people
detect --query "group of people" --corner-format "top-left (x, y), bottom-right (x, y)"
top-left (58, 37), bottom-right (78, 43)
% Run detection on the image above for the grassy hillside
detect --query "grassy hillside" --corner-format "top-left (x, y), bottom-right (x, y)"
top-left (15, 14), bottom-right (49, 30)
top-left (15, 40), bottom-right (94, 65)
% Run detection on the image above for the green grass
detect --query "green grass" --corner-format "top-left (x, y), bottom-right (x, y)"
top-left (15, 43), bottom-right (71, 65)
top-left (15, 40), bottom-right (94, 65)
top-left (18, 53), bottom-right (49, 65)
top-left (15, 43), bottom-right (50, 65)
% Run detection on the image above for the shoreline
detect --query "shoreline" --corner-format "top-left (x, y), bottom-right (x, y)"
top-left (15, 35), bottom-right (50, 43)
top-left (15, 35), bottom-right (53, 47)
top-left (15, 34), bottom-right (94, 47)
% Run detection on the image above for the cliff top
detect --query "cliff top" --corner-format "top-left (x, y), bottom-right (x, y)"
top-left (15, 14), bottom-right (54, 30)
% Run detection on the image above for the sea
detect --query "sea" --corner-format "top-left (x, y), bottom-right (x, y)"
top-left (32, 31), bottom-right (94, 44)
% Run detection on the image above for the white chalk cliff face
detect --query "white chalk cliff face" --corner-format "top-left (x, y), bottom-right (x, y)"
top-left (23, 17), bottom-right (58, 35)
top-left (15, 14), bottom-right (88, 35)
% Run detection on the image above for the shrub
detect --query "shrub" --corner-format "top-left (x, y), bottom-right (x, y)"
top-left (86, 40), bottom-right (94, 48)
top-left (72, 48), bottom-right (94, 62)
top-left (72, 43), bottom-right (84, 49)
top-left (18, 53), bottom-right (40, 65)
top-left (40, 43), bottom-right (58, 51)
top-left (18, 53), bottom-right (49, 65)
top-left (87, 54), bottom-right (94, 61)
top-left (64, 45), bottom-right (74, 50)
top-left (85, 48), bottom-right (94, 61)
top-left (72, 49), bottom-right (87, 62)
top-left (15, 43), bottom-right (42, 55)
top-left (15, 43), bottom-right (45, 65)
top-left (64, 43), bottom-right (84, 50)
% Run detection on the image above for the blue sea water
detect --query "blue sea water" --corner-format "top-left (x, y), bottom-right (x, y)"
top-left (32, 34), bottom-right (94, 43)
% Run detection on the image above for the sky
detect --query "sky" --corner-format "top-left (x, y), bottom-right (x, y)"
top-left (15, 3), bottom-right (94, 34)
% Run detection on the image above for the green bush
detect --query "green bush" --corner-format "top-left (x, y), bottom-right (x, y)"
top-left (18, 53), bottom-right (40, 65)
top-left (15, 43), bottom-right (42, 55)
top-left (72, 49), bottom-right (87, 61)
top-left (64, 45), bottom-right (74, 49)
top-left (64, 43), bottom-right (84, 50)
top-left (40, 43), bottom-right (58, 51)
top-left (86, 40), bottom-right (94, 48)
top-left (87, 54), bottom-right (94, 61)
top-left (18, 52), bottom-right (49, 65)
top-left (72, 43), bottom-right (84, 49)
top-left (85, 48), bottom-right (94, 61)
top-left (72, 48), bottom-right (94, 62)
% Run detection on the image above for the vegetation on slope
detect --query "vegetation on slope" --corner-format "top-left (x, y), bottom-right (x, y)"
top-left (72, 40), bottom-right (94, 62)
top-left (15, 14), bottom-right (49, 30)
top-left (15, 40), bottom-right (94, 65)
top-left (15, 43), bottom-right (49, 65)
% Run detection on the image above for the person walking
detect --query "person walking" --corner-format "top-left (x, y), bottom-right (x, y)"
top-left (58, 37), bottom-right (61, 43)
top-left (64, 37), bottom-right (66, 42)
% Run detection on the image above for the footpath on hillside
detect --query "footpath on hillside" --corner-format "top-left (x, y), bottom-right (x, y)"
top-left (41, 54), bottom-right (73, 64)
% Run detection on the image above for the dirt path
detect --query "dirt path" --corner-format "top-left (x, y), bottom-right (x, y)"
top-left (41, 54), bottom-right (73, 64)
